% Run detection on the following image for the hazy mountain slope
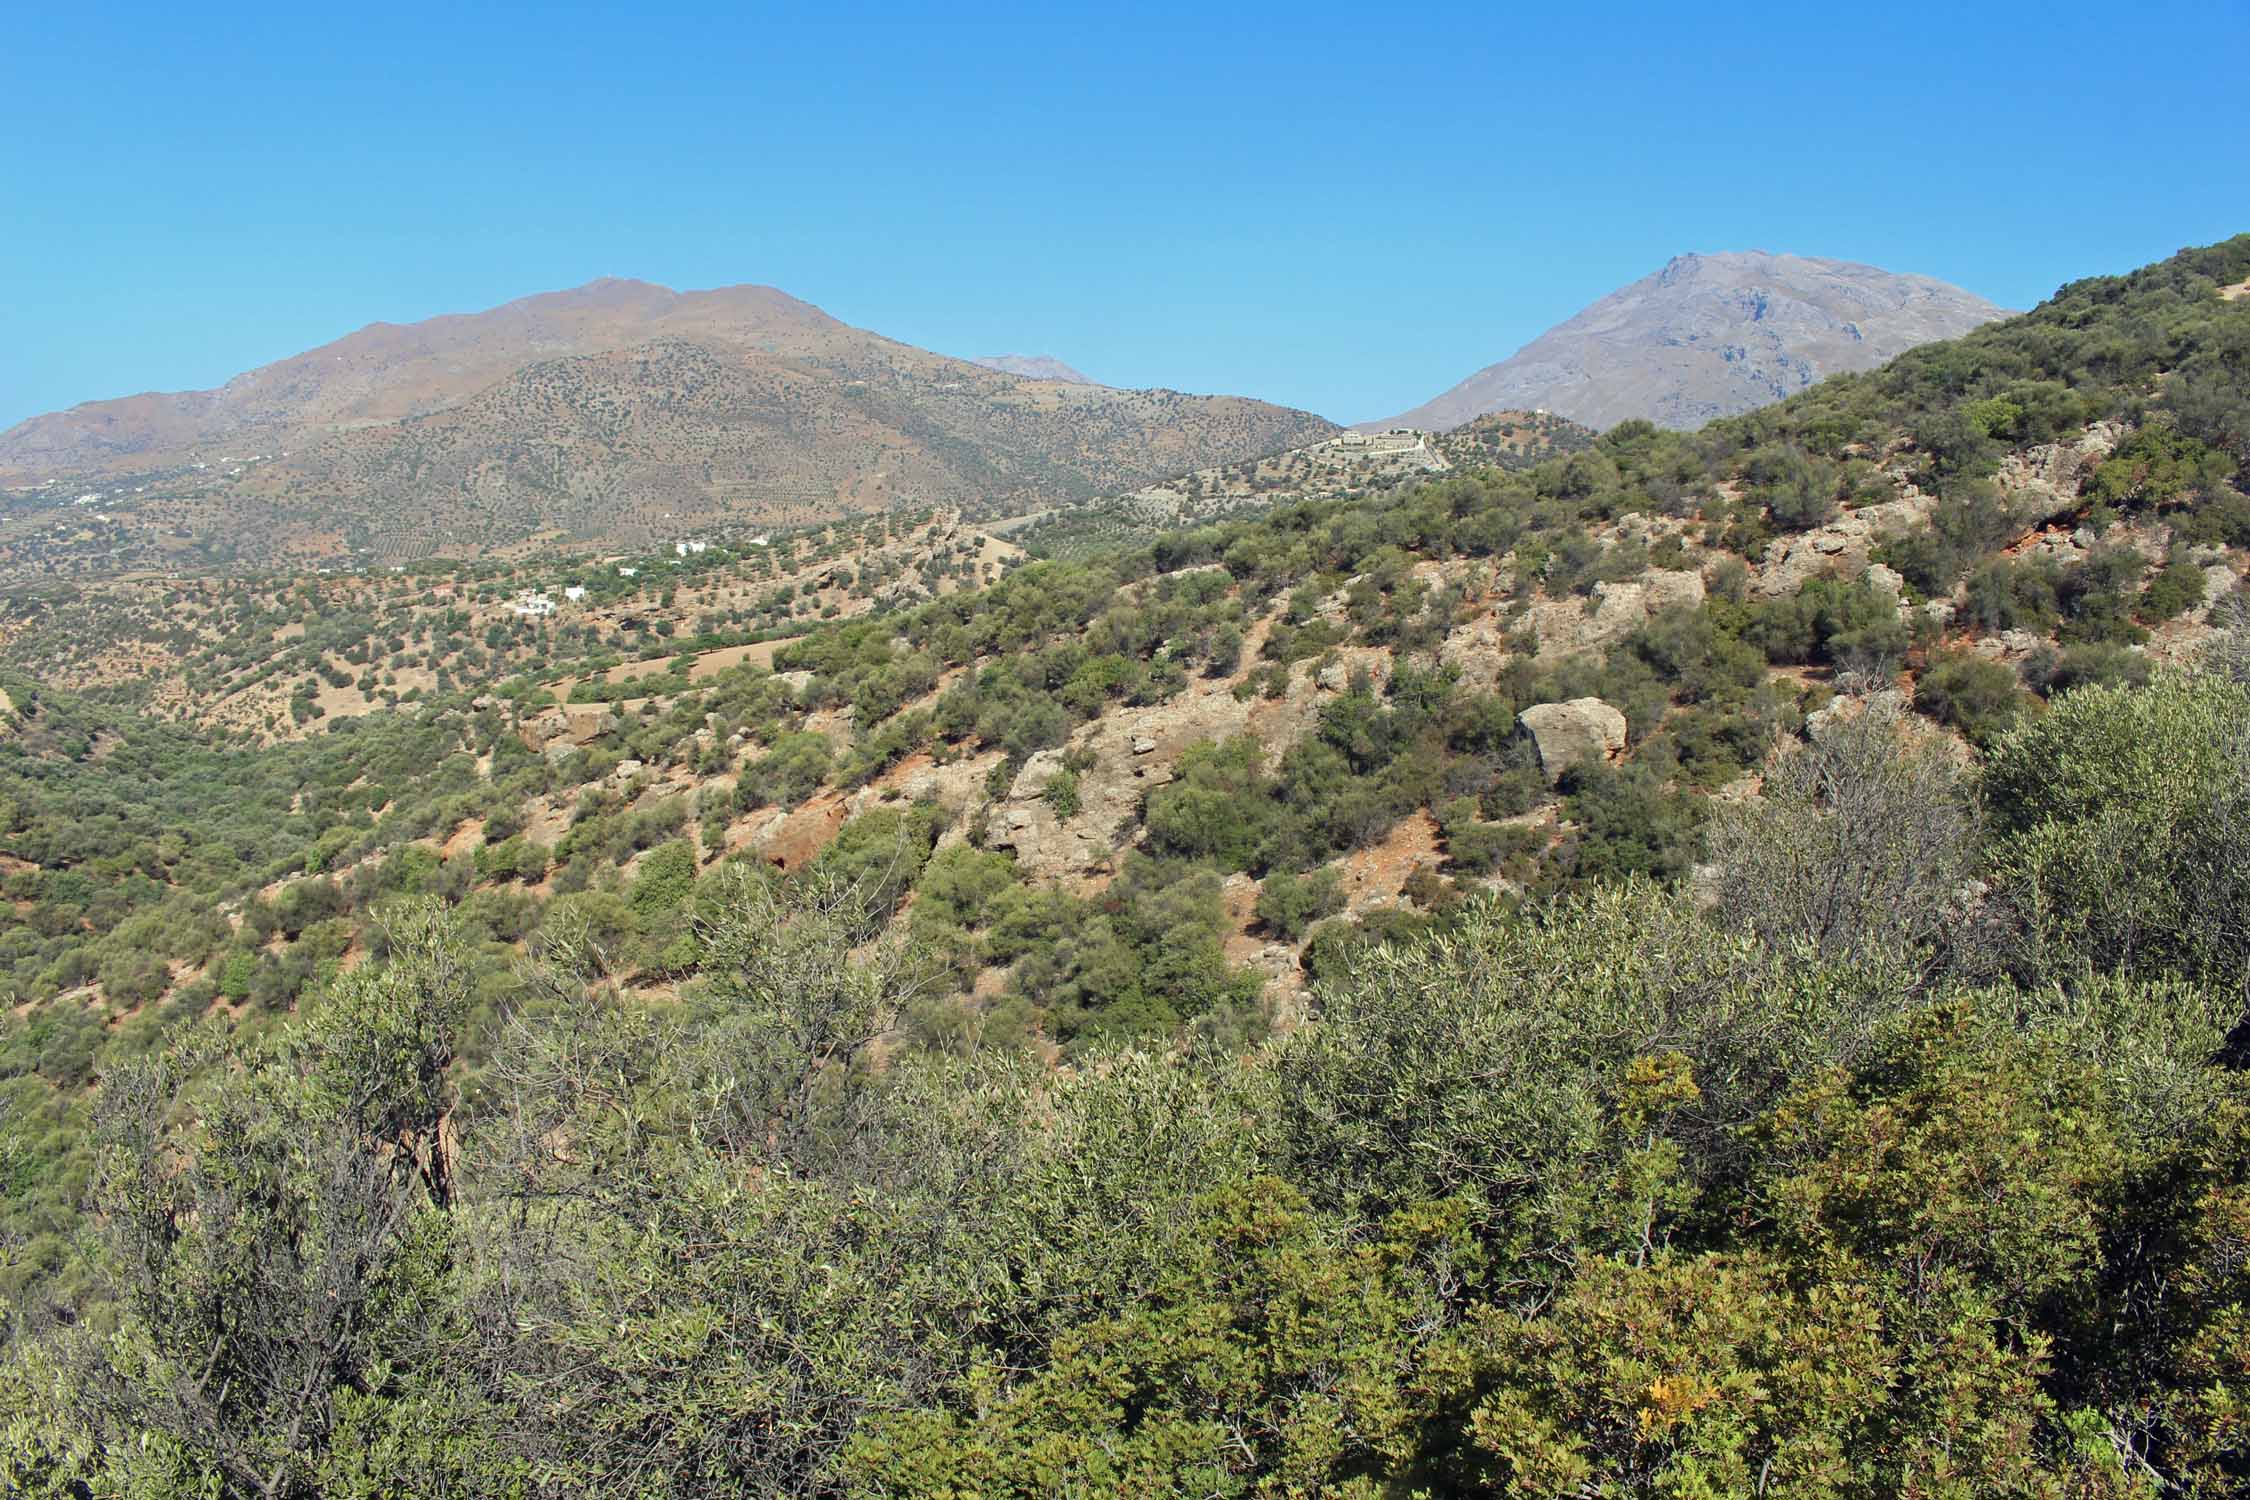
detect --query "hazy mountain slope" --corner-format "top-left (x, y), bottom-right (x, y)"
top-left (0, 279), bottom-right (844, 473)
top-left (972, 354), bottom-right (1098, 384)
top-left (246, 337), bottom-right (1330, 559)
top-left (0, 280), bottom-right (1334, 570)
top-left (1371, 251), bottom-right (2008, 433)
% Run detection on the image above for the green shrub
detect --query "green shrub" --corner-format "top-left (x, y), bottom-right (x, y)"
top-left (1914, 652), bottom-right (2027, 744)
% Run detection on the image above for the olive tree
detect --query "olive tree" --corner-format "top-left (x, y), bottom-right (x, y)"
top-left (1707, 704), bottom-right (1985, 975)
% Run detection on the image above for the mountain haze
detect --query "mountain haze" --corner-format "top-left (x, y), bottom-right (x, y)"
top-left (971, 355), bottom-right (1098, 385)
top-left (1370, 251), bottom-right (2008, 433)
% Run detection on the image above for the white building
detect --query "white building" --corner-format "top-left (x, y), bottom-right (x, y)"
top-left (510, 591), bottom-right (557, 618)
top-left (674, 539), bottom-right (709, 558)
top-left (617, 566), bottom-right (639, 578)
top-left (563, 585), bottom-right (587, 602)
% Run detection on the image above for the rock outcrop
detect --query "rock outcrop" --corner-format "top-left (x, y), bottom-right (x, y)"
top-left (1805, 689), bottom-right (1907, 744)
top-left (1517, 698), bottom-right (1628, 783)
top-left (1995, 421), bottom-right (2122, 524)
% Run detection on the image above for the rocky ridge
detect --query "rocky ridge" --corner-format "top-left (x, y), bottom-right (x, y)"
top-left (1371, 251), bottom-right (2008, 433)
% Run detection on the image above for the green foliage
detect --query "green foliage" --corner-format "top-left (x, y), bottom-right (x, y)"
top-left (6, 236), bottom-right (2250, 1497)
top-left (1984, 672), bottom-right (2250, 984)
top-left (2087, 422), bottom-right (2237, 513)
top-left (1251, 865), bottom-right (1343, 940)
top-left (738, 730), bottom-right (833, 809)
top-left (1006, 856), bottom-right (1266, 1045)
top-left (1558, 762), bottom-right (1703, 882)
top-left (1914, 650), bottom-right (2029, 744)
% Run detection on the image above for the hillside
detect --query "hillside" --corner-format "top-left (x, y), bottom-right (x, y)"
top-left (3, 234), bottom-right (2249, 1496)
top-left (1013, 425), bottom-right (1456, 558)
top-left (0, 280), bottom-right (1333, 575)
top-left (1372, 250), bottom-right (2008, 432)
top-left (0, 508), bottom-right (1021, 742)
top-left (6, 231), bottom-right (2243, 1018)
top-left (1429, 407), bottom-right (1598, 468)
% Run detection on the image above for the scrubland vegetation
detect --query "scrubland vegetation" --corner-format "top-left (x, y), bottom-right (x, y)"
top-left (0, 236), bottom-right (2247, 1495)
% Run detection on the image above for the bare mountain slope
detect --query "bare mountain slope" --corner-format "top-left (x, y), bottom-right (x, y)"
top-left (0, 280), bottom-right (1333, 569)
top-left (1370, 251), bottom-right (2007, 433)
top-left (0, 279), bottom-right (847, 473)
top-left (252, 337), bottom-right (1327, 559)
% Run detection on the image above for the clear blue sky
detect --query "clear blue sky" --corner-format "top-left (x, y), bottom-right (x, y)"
top-left (4, 0), bottom-right (2245, 430)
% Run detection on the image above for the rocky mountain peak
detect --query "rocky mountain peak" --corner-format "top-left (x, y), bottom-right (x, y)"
top-left (1372, 251), bottom-right (2007, 433)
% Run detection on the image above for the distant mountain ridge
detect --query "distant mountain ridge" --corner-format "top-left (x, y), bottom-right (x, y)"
top-left (1369, 251), bottom-right (2008, 433)
top-left (0, 279), bottom-right (845, 474)
top-left (0, 280), bottom-right (1334, 570)
top-left (972, 354), bottom-right (1098, 385)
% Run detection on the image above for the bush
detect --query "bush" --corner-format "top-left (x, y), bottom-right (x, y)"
top-left (2141, 555), bottom-right (2210, 622)
top-left (1253, 866), bottom-right (1343, 940)
top-left (2023, 642), bottom-right (2151, 698)
top-left (1913, 652), bottom-right (2027, 744)
top-left (1983, 673), bottom-right (2250, 984)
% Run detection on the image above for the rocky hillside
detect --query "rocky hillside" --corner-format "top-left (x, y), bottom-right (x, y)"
top-left (0, 279), bottom-right (849, 474)
top-left (1372, 250), bottom-right (2007, 432)
top-left (1429, 408), bottom-right (1597, 469)
top-left (0, 508), bottom-right (1021, 743)
top-left (5, 233), bottom-right (2244, 1034)
top-left (4, 236), bottom-right (2248, 1498)
top-left (0, 280), bottom-right (1332, 574)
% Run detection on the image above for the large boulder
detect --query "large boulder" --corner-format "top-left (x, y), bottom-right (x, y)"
top-left (1517, 698), bottom-right (1628, 784)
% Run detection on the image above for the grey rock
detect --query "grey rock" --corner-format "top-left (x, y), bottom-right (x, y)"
top-left (1806, 689), bottom-right (1906, 744)
top-left (1517, 698), bottom-right (1628, 783)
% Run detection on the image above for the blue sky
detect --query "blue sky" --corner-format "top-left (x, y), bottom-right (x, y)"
top-left (3, 0), bottom-right (2244, 429)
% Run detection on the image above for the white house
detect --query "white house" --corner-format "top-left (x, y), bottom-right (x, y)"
top-left (562, 585), bottom-right (587, 602)
top-left (510, 591), bottom-right (556, 619)
top-left (617, 566), bottom-right (639, 578)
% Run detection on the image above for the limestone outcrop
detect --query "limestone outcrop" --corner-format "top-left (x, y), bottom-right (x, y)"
top-left (1517, 698), bottom-right (1627, 783)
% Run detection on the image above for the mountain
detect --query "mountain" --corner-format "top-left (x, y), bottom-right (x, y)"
top-left (0, 281), bottom-right (1333, 572)
top-left (972, 354), bottom-right (1098, 385)
top-left (1368, 251), bottom-right (2008, 433)
top-left (0, 279), bottom-right (841, 473)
